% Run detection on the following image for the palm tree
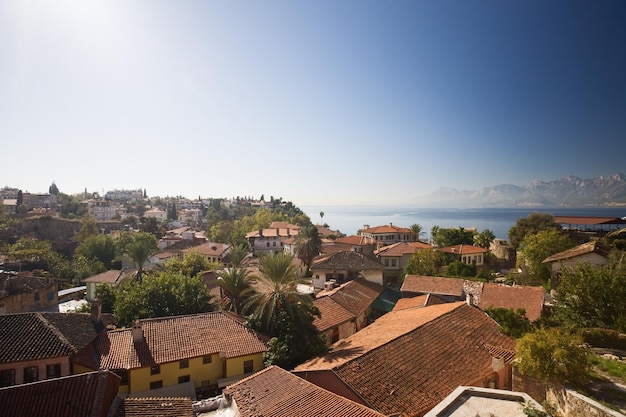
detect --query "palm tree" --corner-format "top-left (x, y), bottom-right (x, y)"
top-left (217, 267), bottom-right (254, 315)
top-left (410, 223), bottom-right (424, 242)
top-left (228, 243), bottom-right (249, 268)
top-left (124, 232), bottom-right (158, 282)
top-left (244, 251), bottom-right (312, 335)
top-left (294, 224), bottom-right (322, 276)
top-left (319, 211), bottom-right (324, 225)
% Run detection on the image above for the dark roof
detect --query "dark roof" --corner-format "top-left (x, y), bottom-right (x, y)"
top-left (0, 370), bottom-right (121, 417)
top-left (122, 397), bottom-right (194, 417)
top-left (224, 366), bottom-right (387, 417)
top-left (554, 216), bottom-right (626, 226)
top-left (0, 273), bottom-right (56, 299)
top-left (296, 303), bottom-right (516, 417)
top-left (311, 251), bottom-right (383, 271)
top-left (0, 312), bottom-right (103, 363)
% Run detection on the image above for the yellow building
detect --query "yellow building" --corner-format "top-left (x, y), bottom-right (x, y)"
top-left (72, 312), bottom-right (268, 397)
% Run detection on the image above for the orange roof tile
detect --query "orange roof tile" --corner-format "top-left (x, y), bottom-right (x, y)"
top-left (375, 241), bottom-right (429, 257)
top-left (183, 242), bottom-right (230, 256)
top-left (401, 275), bottom-right (465, 297)
top-left (295, 303), bottom-right (516, 417)
top-left (224, 366), bottom-right (387, 417)
top-left (82, 270), bottom-right (123, 284)
top-left (123, 397), bottom-right (194, 417)
top-left (437, 244), bottom-right (488, 255)
top-left (361, 224), bottom-right (412, 234)
top-left (323, 278), bottom-right (384, 316)
top-left (392, 294), bottom-right (448, 311)
top-left (313, 296), bottom-right (355, 332)
top-left (542, 241), bottom-right (609, 263)
top-left (477, 283), bottom-right (545, 322)
top-left (74, 312), bottom-right (268, 370)
top-left (335, 235), bottom-right (375, 246)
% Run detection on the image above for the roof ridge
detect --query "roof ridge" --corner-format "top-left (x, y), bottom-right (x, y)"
top-left (36, 313), bottom-right (78, 352)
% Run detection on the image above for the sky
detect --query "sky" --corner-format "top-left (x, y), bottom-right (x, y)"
top-left (1, 0), bottom-right (625, 206)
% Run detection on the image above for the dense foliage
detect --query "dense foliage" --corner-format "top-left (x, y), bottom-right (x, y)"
top-left (508, 212), bottom-right (561, 250)
top-left (485, 307), bottom-right (533, 338)
top-left (516, 229), bottom-right (573, 285)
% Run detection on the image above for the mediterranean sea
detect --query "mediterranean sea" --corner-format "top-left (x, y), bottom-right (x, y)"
top-left (301, 205), bottom-right (626, 241)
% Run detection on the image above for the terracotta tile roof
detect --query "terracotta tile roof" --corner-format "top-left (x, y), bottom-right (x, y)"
top-left (477, 283), bottom-right (545, 322)
top-left (0, 370), bottom-right (120, 417)
top-left (335, 235), bottom-right (375, 246)
top-left (361, 224), bottom-right (412, 234)
top-left (311, 251), bottom-right (383, 271)
top-left (0, 312), bottom-right (103, 363)
top-left (542, 241), bottom-right (610, 263)
top-left (295, 303), bottom-right (516, 417)
top-left (0, 273), bottom-right (56, 298)
top-left (392, 294), bottom-right (448, 311)
top-left (436, 244), bottom-right (488, 255)
top-left (82, 270), bottom-right (123, 284)
top-left (74, 312), bottom-right (268, 370)
top-left (183, 242), bottom-right (231, 257)
top-left (269, 221), bottom-right (301, 230)
top-left (320, 278), bottom-right (384, 317)
top-left (375, 241), bottom-right (427, 257)
top-left (401, 275), bottom-right (465, 297)
top-left (246, 225), bottom-right (300, 238)
top-left (123, 397), bottom-right (194, 417)
top-left (321, 241), bottom-right (361, 254)
top-left (224, 365), bottom-right (387, 417)
top-left (408, 241), bottom-right (434, 249)
top-left (313, 296), bottom-right (355, 332)
top-left (554, 216), bottom-right (626, 225)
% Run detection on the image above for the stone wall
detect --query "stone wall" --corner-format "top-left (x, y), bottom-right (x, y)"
top-left (547, 386), bottom-right (625, 417)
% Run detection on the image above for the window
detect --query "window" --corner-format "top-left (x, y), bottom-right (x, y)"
top-left (116, 370), bottom-right (129, 385)
top-left (46, 364), bottom-right (61, 379)
top-left (178, 375), bottom-right (190, 384)
top-left (24, 366), bottom-right (38, 383)
top-left (0, 369), bottom-right (15, 387)
top-left (384, 259), bottom-right (389, 267)
top-left (150, 380), bottom-right (163, 390)
top-left (179, 359), bottom-right (189, 369)
top-left (243, 360), bottom-right (253, 374)
top-left (34, 291), bottom-right (40, 301)
top-left (391, 259), bottom-right (397, 267)
top-left (203, 355), bottom-right (212, 364)
top-left (150, 365), bottom-right (161, 375)
top-left (47, 291), bottom-right (54, 301)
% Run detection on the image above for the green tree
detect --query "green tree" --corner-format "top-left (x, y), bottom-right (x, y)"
top-left (554, 254), bottom-right (626, 331)
top-left (15, 190), bottom-right (23, 214)
top-left (294, 224), bottom-right (322, 276)
top-left (4, 237), bottom-right (53, 264)
top-left (209, 220), bottom-right (236, 244)
top-left (95, 283), bottom-right (116, 313)
top-left (516, 328), bottom-right (590, 386)
top-left (49, 182), bottom-right (59, 195)
top-left (404, 248), bottom-right (445, 276)
top-left (163, 251), bottom-right (216, 278)
top-left (76, 215), bottom-right (100, 242)
top-left (244, 252), bottom-right (311, 335)
top-left (410, 223), bottom-right (424, 241)
top-left (445, 261), bottom-right (476, 277)
top-left (228, 243), bottom-right (249, 268)
top-left (217, 267), bottom-right (254, 314)
top-left (485, 307), bottom-right (533, 338)
top-left (517, 229), bottom-right (573, 285)
top-left (121, 232), bottom-right (158, 282)
top-left (474, 229), bottom-right (496, 249)
top-left (114, 271), bottom-right (214, 326)
top-left (75, 234), bottom-right (118, 269)
top-left (431, 226), bottom-right (475, 247)
top-left (508, 212), bottom-right (561, 250)
top-left (72, 254), bottom-right (106, 282)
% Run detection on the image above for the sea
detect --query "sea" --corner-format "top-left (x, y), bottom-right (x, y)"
top-left (301, 205), bottom-right (626, 241)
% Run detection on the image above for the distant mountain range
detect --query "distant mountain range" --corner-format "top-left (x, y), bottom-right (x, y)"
top-left (417, 173), bottom-right (626, 207)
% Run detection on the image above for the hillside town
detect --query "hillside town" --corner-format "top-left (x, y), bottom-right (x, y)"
top-left (1, 185), bottom-right (626, 417)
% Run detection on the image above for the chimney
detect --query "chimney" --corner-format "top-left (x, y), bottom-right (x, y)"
top-left (132, 320), bottom-right (144, 344)
top-left (287, 228), bottom-right (290, 236)
top-left (90, 299), bottom-right (102, 323)
top-left (258, 228), bottom-right (263, 237)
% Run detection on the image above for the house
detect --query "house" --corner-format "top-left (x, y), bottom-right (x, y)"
top-left (294, 302), bottom-right (516, 417)
top-left (0, 311), bottom-right (108, 387)
top-left (0, 370), bottom-right (121, 417)
top-left (468, 282), bottom-right (546, 322)
top-left (401, 275), bottom-right (466, 302)
top-left (83, 198), bottom-right (118, 221)
top-left (313, 278), bottom-right (385, 345)
top-left (310, 250), bottom-right (384, 288)
top-left (183, 242), bottom-right (232, 266)
top-left (374, 241), bottom-right (433, 285)
top-left (219, 365), bottom-right (387, 417)
top-left (436, 244), bottom-right (489, 266)
top-left (82, 270), bottom-right (127, 302)
top-left (542, 240), bottom-right (611, 281)
top-left (245, 222), bottom-right (301, 255)
top-left (392, 293), bottom-right (448, 311)
top-left (72, 312), bottom-right (268, 397)
top-left (330, 234), bottom-right (377, 256)
top-left (144, 208), bottom-right (167, 222)
top-left (0, 271), bottom-right (59, 313)
top-left (360, 223), bottom-right (413, 246)
top-left (424, 386), bottom-right (544, 417)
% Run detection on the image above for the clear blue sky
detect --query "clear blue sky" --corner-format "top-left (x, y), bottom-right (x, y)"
top-left (1, 0), bottom-right (624, 205)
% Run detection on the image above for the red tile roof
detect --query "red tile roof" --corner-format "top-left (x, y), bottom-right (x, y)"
top-left (477, 283), bottom-right (545, 322)
top-left (311, 251), bottom-right (383, 271)
top-left (361, 224), bottom-right (412, 234)
top-left (73, 312), bottom-right (268, 370)
top-left (82, 270), bottom-right (123, 284)
top-left (401, 275), bottom-right (465, 297)
top-left (295, 303), bottom-right (516, 417)
top-left (554, 216), bottom-right (626, 225)
top-left (542, 241), bottom-right (609, 263)
top-left (313, 296), bottom-right (355, 332)
top-left (183, 242), bottom-right (231, 257)
top-left (0, 370), bottom-right (120, 417)
top-left (224, 366), bottom-right (387, 417)
top-left (393, 294), bottom-right (448, 311)
top-left (436, 244), bottom-right (488, 255)
top-left (320, 278), bottom-right (384, 317)
top-left (335, 235), bottom-right (375, 246)
top-left (0, 273), bottom-right (56, 298)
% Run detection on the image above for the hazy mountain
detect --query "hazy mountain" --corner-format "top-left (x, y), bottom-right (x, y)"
top-left (417, 174), bottom-right (626, 207)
